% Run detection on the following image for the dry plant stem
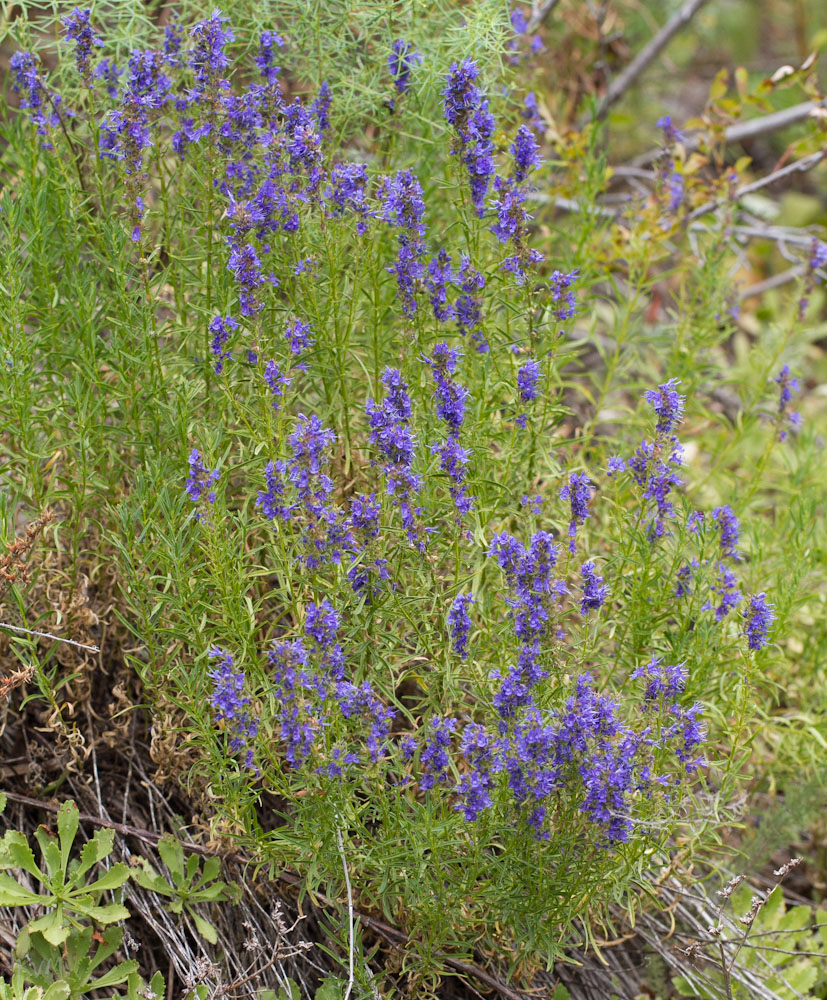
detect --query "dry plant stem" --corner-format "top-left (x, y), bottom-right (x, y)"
top-left (629, 99), bottom-right (827, 168)
top-left (527, 0), bottom-right (561, 33)
top-left (336, 824), bottom-right (355, 1000)
top-left (0, 622), bottom-right (99, 653)
top-left (689, 150), bottom-right (827, 221)
top-left (0, 791), bottom-right (532, 1000)
top-left (739, 265), bottom-right (806, 300)
top-left (592, 0), bottom-right (711, 120)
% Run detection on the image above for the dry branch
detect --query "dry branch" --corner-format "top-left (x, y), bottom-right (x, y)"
top-left (592, 0), bottom-right (711, 120)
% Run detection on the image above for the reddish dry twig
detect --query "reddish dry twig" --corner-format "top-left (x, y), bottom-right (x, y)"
top-left (0, 509), bottom-right (55, 605)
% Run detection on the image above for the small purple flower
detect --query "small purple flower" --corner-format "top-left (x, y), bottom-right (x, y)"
top-left (380, 170), bottom-right (426, 315)
top-left (631, 653), bottom-right (687, 703)
top-left (548, 269), bottom-right (578, 321)
top-left (367, 369), bottom-right (429, 550)
top-left (522, 92), bottom-right (546, 135)
top-left (674, 560), bottom-right (696, 598)
top-left (517, 359), bottom-right (542, 402)
top-left (657, 115), bottom-right (684, 144)
top-left (186, 449), bottom-right (220, 511)
top-left (62, 8), bottom-right (103, 83)
top-left (94, 59), bottom-right (122, 98)
top-left (645, 378), bottom-right (685, 434)
top-left (263, 360), bottom-right (290, 410)
top-left (285, 318), bottom-right (314, 354)
top-left (9, 51), bottom-right (63, 144)
top-left (775, 365), bottom-right (802, 440)
top-left (426, 250), bottom-right (455, 321)
top-left (580, 562), bottom-right (608, 616)
top-left (420, 716), bottom-right (457, 789)
top-left (560, 472), bottom-right (593, 553)
top-left (607, 456), bottom-right (626, 476)
top-left (256, 29), bottom-right (285, 85)
top-left (311, 81), bottom-right (332, 134)
top-left (209, 314), bottom-right (238, 373)
top-left (163, 17), bottom-right (184, 65)
top-left (511, 124), bottom-right (541, 182)
top-left (705, 563), bottom-right (741, 621)
top-left (712, 505), bottom-right (740, 560)
top-left (443, 59), bottom-right (495, 216)
top-left (687, 510), bottom-right (705, 533)
top-left (455, 255), bottom-right (487, 352)
top-left (379, 169), bottom-right (426, 235)
top-left (742, 593), bottom-right (776, 651)
top-left (209, 647), bottom-right (258, 770)
top-left (189, 8), bottom-right (234, 92)
top-left (491, 178), bottom-right (542, 283)
top-left (521, 494), bottom-right (543, 515)
top-left (389, 40), bottom-right (422, 95)
top-left (326, 162), bottom-right (370, 233)
top-left (798, 236), bottom-right (827, 317)
top-left (510, 8), bottom-right (528, 33)
top-left (448, 593), bottom-right (475, 660)
top-left (424, 343), bottom-right (467, 432)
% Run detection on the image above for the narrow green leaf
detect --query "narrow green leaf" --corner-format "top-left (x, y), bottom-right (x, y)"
top-left (158, 835), bottom-right (185, 881)
top-left (87, 960), bottom-right (140, 990)
top-left (0, 874), bottom-right (44, 906)
top-left (190, 912), bottom-right (218, 944)
top-left (56, 801), bottom-right (80, 873)
top-left (81, 862), bottom-right (132, 894)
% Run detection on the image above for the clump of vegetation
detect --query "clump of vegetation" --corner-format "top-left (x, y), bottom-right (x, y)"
top-left (0, 2), bottom-right (825, 996)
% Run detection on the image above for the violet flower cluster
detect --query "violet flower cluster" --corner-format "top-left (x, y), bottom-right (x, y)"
top-left (380, 170), bottom-right (426, 316)
top-left (186, 449), bottom-right (220, 521)
top-left (268, 600), bottom-right (394, 775)
top-left (491, 124), bottom-right (543, 282)
top-left (366, 368), bottom-right (429, 551)
top-left (742, 593), bottom-right (776, 651)
top-left (9, 50), bottom-right (65, 146)
top-left (424, 344), bottom-right (474, 519)
top-left (775, 365), bottom-right (803, 441)
top-left (627, 379), bottom-right (685, 540)
top-left (388, 40), bottom-right (422, 99)
top-left (448, 593), bottom-right (475, 660)
top-left (256, 414), bottom-right (385, 589)
top-left (443, 59), bottom-right (495, 217)
top-left (62, 7), bottom-right (103, 84)
top-left (656, 115), bottom-right (685, 214)
top-left (209, 647), bottom-right (259, 771)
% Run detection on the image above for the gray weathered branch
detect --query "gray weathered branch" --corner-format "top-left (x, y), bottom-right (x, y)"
top-left (593, 0), bottom-right (711, 120)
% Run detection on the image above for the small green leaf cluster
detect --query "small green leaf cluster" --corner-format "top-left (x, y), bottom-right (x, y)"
top-left (0, 796), bottom-right (230, 1000)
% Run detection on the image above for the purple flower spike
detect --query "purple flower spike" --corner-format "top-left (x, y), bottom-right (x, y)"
top-left (62, 8), bottom-right (103, 83)
top-left (209, 315), bottom-right (238, 374)
top-left (743, 593), bottom-right (776, 651)
top-left (645, 378), bottom-right (685, 434)
top-left (517, 359), bottom-right (542, 402)
top-left (560, 472), bottom-right (593, 553)
top-left (580, 562), bottom-right (608, 616)
top-left (389, 40), bottom-right (422, 95)
top-left (712, 505), bottom-right (740, 561)
top-left (209, 647), bottom-right (259, 770)
top-left (186, 449), bottom-right (220, 514)
top-left (448, 593), bottom-right (475, 660)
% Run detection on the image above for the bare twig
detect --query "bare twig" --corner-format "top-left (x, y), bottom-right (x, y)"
top-left (738, 265), bottom-right (806, 300)
top-left (593, 0), bottom-right (711, 120)
top-left (336, 825), bottom-right (355, 1000)
top-left (688, 150), bottom-right (827, 220)
top-left (0, 621), bottom-right (100, 653)
top-left (527, 0), bottom-right (561, 33)
top-left (629, 100), bottom-right (827, 167)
